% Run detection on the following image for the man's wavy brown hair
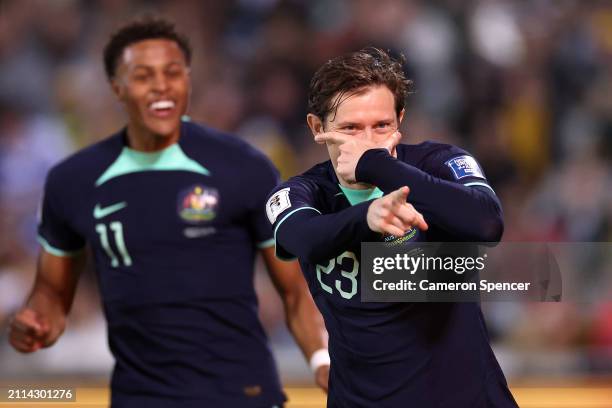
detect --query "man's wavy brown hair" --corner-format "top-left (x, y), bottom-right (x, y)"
top-left (308, 47), bottom-right (412, 122)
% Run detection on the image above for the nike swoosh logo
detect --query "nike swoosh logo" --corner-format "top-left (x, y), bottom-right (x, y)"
top-left (93, 202), bottom-right (127, 219)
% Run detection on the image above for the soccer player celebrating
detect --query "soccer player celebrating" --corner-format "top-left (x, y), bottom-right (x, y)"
top-left (267, 48), bottom-right (518, 407)
top-left (9, 18), bottom-right (328, 407)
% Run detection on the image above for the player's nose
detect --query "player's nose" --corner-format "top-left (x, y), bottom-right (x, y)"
top-left (359, 127), bottom-right (374, 140)
top-left (151, 72), bottom-right (170, 92)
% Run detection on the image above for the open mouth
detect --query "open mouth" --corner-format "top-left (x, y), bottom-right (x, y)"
top-left (148, 100), bottom-right (176, 117)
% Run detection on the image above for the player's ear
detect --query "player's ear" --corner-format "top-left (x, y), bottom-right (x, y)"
top-left (398, 108), bottom-right (405, 125)
top-left (307, 113), bottom-right (324, 137)
top-left (110, 78), bottom-right (125, 101)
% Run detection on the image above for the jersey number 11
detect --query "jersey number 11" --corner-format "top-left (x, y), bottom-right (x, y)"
top-left (95, 222), bottom-right (132, 267)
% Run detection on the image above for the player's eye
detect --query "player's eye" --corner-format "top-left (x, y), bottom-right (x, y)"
top-left (132, 72), bottom-right (150, 82)
top-left (376, 122), bottom-right (391, 128)
top-left (166, 67), bottom-right (185, 79)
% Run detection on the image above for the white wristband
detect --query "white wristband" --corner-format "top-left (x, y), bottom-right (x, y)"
top-left (309, 348), bottom-right (330, 372)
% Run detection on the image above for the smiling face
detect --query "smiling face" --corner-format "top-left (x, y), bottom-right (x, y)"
top-left (307, 84), bottom-right (404, 181)
top-left (111, 38), bottom-right (190, 149)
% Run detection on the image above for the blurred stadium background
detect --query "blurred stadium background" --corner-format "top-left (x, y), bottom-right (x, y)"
top-left (0, 0), bottom-right (611, 406)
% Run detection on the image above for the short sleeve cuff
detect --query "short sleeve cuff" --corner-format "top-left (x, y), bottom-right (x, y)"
top-left (256, 238), bottom-right (276, 249)
top-left (37, 235), bottom-right (85, 257)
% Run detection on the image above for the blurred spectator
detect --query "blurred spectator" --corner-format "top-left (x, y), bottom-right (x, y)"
top-left (0, 0), bottom-right (610, 381)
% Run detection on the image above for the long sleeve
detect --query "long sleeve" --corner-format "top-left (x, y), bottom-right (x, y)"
top-left (274, 201), bottom-right (374, 264)
top-left (266, 176), bottom-right (377, 264)
top-left (355, 148), bottom-right (503, 242)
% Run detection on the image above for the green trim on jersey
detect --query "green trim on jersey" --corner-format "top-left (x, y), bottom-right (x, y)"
top-left (257, 238), bottom-right (275, 249)
top-left (95, 144), bottom-right (210, 186)
top-left (273, 206), bottom-right (321, 261)
top-left (274, 252), bottom-right (297, 261)
top-left (338, 184), bottom-right (383, 206)
top-left (464, 181), bottom-right (496, 194)
top-left (37, 235), bottom-right (84, 257)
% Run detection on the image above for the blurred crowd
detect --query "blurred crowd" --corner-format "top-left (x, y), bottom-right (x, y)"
top-left (0, 0), bottom-right (611, 380)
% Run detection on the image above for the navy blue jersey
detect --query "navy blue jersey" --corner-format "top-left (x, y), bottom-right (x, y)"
top-left (38, 121), bottom-right (285, 407)
top-left (268, 142), bottom-right (517, 407)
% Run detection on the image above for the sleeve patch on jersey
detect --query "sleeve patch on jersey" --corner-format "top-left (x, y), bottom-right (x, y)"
top-left (445, 155), bottom-right (485, 180)
top-left (266, 188), bottom-right (291, 224)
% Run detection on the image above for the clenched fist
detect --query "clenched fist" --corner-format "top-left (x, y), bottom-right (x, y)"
top-left (9, 307), bottom-right (65, 353)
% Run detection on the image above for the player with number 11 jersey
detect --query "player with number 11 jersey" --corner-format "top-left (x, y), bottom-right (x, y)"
top-left (39, 120), bottom-right (287, 406)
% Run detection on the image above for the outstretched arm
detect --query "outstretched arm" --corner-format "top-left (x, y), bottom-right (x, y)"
top-left (274, 187), bottom-right (427, 264)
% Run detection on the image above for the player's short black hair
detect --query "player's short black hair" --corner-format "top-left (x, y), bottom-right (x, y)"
top-left (308, 47), bottom-right (412, 122)
top-left (103, 17), bottom-right (192, 80)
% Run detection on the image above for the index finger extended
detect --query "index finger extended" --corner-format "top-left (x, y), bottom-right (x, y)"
top-left (314, 132), bottom-right (350, 145)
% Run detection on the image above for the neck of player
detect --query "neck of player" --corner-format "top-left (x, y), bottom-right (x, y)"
top-left (127, 123), bottom-right (180, 152)
top-left (335, 167), bottom-right (373, 190)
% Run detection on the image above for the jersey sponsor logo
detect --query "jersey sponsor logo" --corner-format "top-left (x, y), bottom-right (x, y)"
top-left (178, 184), bottom-right (219, 223)
top-left (93, 201), bottom-right (127, 219)
top-left (445, 155), bottom-right (485, 180)
top-left (266, 187), bottom-right (291, 224)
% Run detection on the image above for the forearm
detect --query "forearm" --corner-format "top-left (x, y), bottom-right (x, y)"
top-left (28, 251), bottom-right (84, 314)
top-left (10, 251), bottom-right (83, 352)
top-left (27, 283), bottom-right (68, 314)
top-left (261, 247), bottom-right (329, 386)
top-left (283, 290), bottom-right (327, 359)
top-left (276, 202), bottom-right (375, 264)
top-left (356, 149), bottom-right (503, 241)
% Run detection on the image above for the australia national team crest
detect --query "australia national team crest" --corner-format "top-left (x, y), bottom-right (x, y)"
top-left (178, 185), bottom-right (219, 223)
